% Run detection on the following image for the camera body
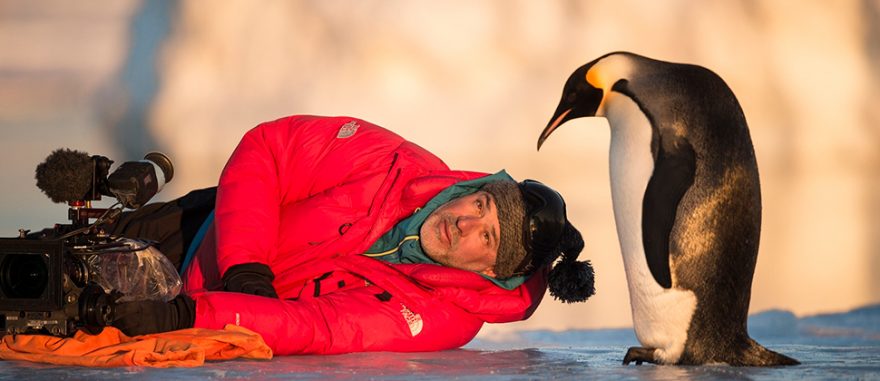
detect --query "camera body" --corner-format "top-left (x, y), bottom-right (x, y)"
top-left (0, 150), bottom-right (174, 336)
top-left (0, 232), bottom-right (114, 336)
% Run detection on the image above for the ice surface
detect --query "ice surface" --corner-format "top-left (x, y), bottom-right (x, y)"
top-left (0, 305), bottom-right (877, 380)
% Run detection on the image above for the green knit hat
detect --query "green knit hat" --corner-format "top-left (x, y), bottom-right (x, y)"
top-left (480, 180), bottom-right (528, 279)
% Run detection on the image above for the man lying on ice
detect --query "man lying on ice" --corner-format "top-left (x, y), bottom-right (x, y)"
top-left (105, 115), bottom-right (595, 355)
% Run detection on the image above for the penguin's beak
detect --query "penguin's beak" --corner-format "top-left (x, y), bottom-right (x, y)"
top-left (538, 107), bottom-right (573, 150)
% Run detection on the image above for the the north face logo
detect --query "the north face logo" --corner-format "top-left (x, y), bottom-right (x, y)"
top-left (336, 121), bottom-right (360, 138)
top-left (399, 303), bottom-right (423, 337)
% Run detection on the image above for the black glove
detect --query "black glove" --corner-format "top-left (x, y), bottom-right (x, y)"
top-left (222, 263), bottom-right (279, 298)
top-left (110, 294), bottom-right (196, 336)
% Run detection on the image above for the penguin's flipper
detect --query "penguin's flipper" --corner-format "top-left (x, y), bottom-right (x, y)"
top-left (641, 139), bottom-right (696, 289)
top-left (623, 347), bottom-right (658, 365)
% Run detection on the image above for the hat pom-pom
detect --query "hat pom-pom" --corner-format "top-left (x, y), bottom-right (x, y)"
top-left (548, 259), bottom-right (595, 303)
top-left (547, 222), bottom-right (595, 303)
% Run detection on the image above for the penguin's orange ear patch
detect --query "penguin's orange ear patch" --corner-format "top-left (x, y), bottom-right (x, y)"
top-left (586, 67), bottom-right (601, 88)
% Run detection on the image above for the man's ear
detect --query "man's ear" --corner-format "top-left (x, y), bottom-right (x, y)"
top-left (480, 267), bottom-right (497, 278)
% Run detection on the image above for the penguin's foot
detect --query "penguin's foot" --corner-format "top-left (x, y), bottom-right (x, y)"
top-left (623, 347), bottom-right (657, 365)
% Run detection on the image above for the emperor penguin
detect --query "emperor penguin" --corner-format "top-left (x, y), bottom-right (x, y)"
top-left (538, 52), bottom-right (798, 366)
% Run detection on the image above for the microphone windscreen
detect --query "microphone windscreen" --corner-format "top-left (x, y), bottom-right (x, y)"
top-left (35, 148), bottom-right (94, 203)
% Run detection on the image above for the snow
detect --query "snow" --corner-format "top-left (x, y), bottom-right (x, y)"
top-left (0, 305), bottom-right (877, 380)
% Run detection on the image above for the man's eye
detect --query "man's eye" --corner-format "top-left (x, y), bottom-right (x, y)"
top-left (475, 199), bottom-right (483, 211)
top-left (482, 232), bottom-right (490, 245)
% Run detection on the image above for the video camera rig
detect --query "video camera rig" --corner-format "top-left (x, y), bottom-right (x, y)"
top-left (0, 149), bottom-right (176, 336)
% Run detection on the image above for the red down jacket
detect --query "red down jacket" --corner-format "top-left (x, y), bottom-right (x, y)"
top-left (182, 115), bottom-right (547, 355)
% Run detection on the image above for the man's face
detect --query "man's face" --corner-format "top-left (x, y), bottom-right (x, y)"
top-left (419, 191), bottom-right (500, 277)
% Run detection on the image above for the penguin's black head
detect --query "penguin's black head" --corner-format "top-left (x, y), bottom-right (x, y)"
top-left (538, 62), bottom-right (604, 150)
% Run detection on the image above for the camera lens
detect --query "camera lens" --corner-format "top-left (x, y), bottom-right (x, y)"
top-left (79, 284), bottom-right (110, 334)
top-left (0, 254), bottom-right (48, 298)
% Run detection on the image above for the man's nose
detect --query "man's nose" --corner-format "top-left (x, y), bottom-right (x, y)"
top-left (456, 215), bottom-right (482, 235)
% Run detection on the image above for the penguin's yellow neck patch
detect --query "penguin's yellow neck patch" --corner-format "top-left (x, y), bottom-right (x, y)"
top-left (588, 54), bottom-right (635, 89)
top-left (586, 53), bottom-right (635, 117)
top-left (585, 68), bottom-right (608, 116)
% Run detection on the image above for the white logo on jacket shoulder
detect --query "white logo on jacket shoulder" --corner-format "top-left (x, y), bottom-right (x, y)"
top-left (337, 121), bottom-right (360, 138)
top-left (399, 303), bottom-right (423, 336)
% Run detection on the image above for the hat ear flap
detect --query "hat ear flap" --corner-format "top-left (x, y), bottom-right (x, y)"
top-left (548, 223), bottom-right (596, 303)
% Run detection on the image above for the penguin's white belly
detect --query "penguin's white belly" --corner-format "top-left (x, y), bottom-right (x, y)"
top-left (605, 95), bottom-right (697, 364)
